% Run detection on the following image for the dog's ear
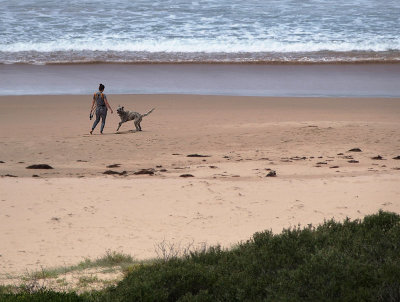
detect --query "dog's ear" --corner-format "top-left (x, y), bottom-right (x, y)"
top-left (122, 106), bottom-right (124, 110)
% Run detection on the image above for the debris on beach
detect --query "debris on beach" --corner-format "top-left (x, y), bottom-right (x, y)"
top-left (2, 174), bottom-right (17, 177)
top-left (103, 170), bottom-right (127, 176)
top-left (348, 160), bottom-right (359, 163)
top-left (180, 174), bottom-right (194, 178)
top-left (371, 155), bottom-right (384, 160)
top-left (290, 156), bottom-right (307, 160)
top-left (393, 156), bottom-right (400, 160)
top-left (26, 164), bottom-right (53, 169)
top-left (134, 168), bottom-right (155, 175)
top-left (266, 170), bottom-right (277, 177)
top-left (32, 174), bottom-right (40, 178)
top-left (348, 148), bottom-right (362, 152)
top-left (187, 154), bottom-right (211, 158)
top-left (0, 161), bottom-right (4, 163)
top-left (106, 164), bottom-right (121, 168)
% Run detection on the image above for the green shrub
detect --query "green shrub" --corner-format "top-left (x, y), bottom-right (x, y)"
top-left (103, 210), bottom-right (400, 302)
top-left (0, 290), bottom-right (86, 302)
top-left (2, 211), bottom-right (399, 301)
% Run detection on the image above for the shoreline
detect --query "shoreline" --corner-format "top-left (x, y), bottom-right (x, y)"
top-left (1, 63), bottom-right (400, 97)
top-left (3, 60), bottom-right (400, 65)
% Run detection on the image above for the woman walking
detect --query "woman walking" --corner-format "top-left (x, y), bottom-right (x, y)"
top-left (90, 84), bottom-right (113, 134)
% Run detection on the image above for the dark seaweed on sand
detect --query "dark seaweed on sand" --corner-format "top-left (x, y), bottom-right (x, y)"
top-left (187, 154), bottom-right (211, 158)
top-left (26, 164), bottom-right (53, 169)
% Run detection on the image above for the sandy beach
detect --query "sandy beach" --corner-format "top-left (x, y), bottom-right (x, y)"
top-left (1, 94), bottom-right (400, 281)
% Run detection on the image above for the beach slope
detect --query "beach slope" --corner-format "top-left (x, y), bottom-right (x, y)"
top-left (0, 94), bottom-right (400, 277)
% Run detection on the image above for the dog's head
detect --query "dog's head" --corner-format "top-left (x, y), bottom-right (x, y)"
top-left (116, 106), bottom-right (125, 116)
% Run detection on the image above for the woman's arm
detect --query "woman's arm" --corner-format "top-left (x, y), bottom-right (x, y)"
top-left (90, 97), bottom-right (95, 112)
top-left (104, 96), bottom-right (113, 114)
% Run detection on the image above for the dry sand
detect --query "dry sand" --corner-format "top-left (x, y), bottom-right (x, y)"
top-left (1, 94), bottom-right (400, 280)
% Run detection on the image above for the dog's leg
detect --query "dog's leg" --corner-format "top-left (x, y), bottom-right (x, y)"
top-left (137, 117), bottom-right (142, 131)
top-left (117, 122), bottom-right (123, 132)
top-left (134, 119), bottom-right (140, 131)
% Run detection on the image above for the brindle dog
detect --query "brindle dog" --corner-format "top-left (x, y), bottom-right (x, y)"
top-left (116, 106), bottom-right (155, 132)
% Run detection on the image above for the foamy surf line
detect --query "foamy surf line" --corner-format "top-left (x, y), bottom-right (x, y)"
top-left (1, 63), bottom-right (400, 97)
top-left (1, 50), bottom-right (400, 65)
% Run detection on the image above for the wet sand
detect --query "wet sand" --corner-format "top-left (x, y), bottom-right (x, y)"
top-left (1, 94), bottom-right (400, 277)
top-left (1, 63), bottom-right (400, 96)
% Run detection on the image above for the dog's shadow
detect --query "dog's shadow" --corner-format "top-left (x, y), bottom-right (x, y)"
top-left (83, 130), bottom-right (143, 137)
top-left (115, 130), bottom-right (142, 135)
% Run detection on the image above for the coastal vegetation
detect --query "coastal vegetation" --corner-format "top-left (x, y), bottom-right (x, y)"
top-left (1, 210), bottom-right (399, 301)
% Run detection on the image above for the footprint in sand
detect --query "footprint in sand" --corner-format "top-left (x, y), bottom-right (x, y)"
top-left (83, 206), bottom-right (97, 214)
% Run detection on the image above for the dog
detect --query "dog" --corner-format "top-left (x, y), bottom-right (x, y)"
top-left (116, 106), bottom-right (155, 132)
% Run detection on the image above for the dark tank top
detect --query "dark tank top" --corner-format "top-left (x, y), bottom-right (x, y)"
top-left (94, 92), bottom-right (106, 107)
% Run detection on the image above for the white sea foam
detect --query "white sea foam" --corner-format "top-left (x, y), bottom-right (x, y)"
top-left (1, 37), bottom-right (399, 54)
top-left (1, 0), bottom-right (399, 63)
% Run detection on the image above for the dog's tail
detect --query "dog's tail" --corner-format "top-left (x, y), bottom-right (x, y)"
top-left (142, 108), bottom-right (155, 117)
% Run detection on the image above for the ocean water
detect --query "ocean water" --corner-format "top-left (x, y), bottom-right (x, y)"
top-left (1, 0), bottom-right (400, 64)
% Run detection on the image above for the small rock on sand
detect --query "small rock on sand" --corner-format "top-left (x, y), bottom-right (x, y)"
top-left (187, 154), bottom-right (210, 158)
top-left (266, 170), bottom-right (277, 177)
top-left (180, 174), bottom-right (194, 178)
top-left (348, 148), bottom-right (362, 152)
top-left (106, 164), bottom-right (121, 168)
top-left (393, 156), bottom-right (400, 160)
top-left (291, 156), bottom-right (307, 160)
top-left (371, 155), bottom-right (383, 160)
top-left (26, 164), bottom-right (53, 169)
top-left (103, 170), bottom-right (127, 176)
top-left (0, 161), bottom-right (4, 163)
top-left (134, 169), bottom-right (155, 175)
top-left (348, 160), bottom-right (359, 163)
